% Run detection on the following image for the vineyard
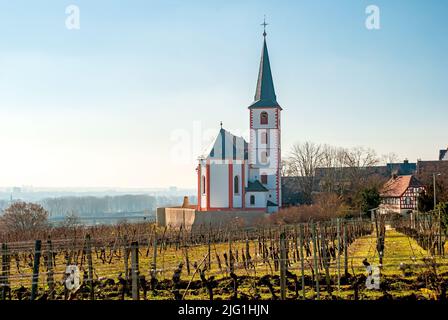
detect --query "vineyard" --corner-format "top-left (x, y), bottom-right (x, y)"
top-left (0, 214), bottom-right (447, 301)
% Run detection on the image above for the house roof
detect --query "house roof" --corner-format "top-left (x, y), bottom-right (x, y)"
top-left (245, 180), bottom-right (268, 192)
top-left (248, 35), bottom-right (281, 109)
top-left (380, 175), bottom-right (424, 198)
top-left (267, 200), bottom-right (278, 206)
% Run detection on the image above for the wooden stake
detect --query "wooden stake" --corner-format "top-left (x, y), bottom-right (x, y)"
top-left (343, 223), bottom-right (348, 276)
top-left (46, 239), bottom-right (55, 299)
top-left (299, 225), bottom-right (306, 299)
top-left (336, 218), bottom-right (341, 293)
top-left (30, 240), bottom-right (42, 300)
top-left (1, 243), bottom-right (9, 300)
top-left (311, 223), bottom-right (320, 300)
top-left (131, 241), bottom-right (140, 300)
top-left (86, 234), bottom-right (95, 300)
top-left (279, 232), bottom-right (287, 300)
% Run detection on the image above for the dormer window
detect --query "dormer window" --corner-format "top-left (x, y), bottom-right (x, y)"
top-left (260, 112), bottom-right (268, 125)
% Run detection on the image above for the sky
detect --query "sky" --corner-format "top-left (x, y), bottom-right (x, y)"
top-left (0, 0), bottom-right (447, 189)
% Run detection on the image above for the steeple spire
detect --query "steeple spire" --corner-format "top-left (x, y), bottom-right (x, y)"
top-left (249, 17), bottom-right (281, 109)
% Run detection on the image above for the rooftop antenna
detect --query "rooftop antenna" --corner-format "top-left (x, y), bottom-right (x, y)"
top-left (261, 15), bottom-right (268, 37)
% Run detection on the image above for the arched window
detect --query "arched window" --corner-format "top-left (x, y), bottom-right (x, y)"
top-left (234, 176), bottom-right (239, 194)
top-left (202, 175), bottom-right (206, 195)
top-left (250, 195), bottom-right (255, 205)
top-left (260, 112), bottom-right (268, 125)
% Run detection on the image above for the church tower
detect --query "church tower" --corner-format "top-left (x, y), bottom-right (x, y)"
top-left (248, 23), bottom-right (282, 212)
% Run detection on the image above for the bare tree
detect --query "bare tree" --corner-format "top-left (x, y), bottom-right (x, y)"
top-left (342, 146), bottom-right (380, 190)
top-left (0, 202), bottom-right (49, 234)
top-left (59, 211), bottom-right (81, 229)
top-left (287, 142), bottom-right (324, 204)
top-left (318, 145), bottom-right (348, 194)
top-left (380, 152), bottom-right (399, 165)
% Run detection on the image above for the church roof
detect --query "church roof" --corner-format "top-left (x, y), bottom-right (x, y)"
top-left (200, 127), bottom-right (248, 160)
top-left (249, 36), bottom-right (281, 109)
top-left (246, 180), bottom-right (268, 192)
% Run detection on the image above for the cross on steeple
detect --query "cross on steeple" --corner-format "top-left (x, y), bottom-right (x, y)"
top-left (261, 15), bottom-right (268, 37)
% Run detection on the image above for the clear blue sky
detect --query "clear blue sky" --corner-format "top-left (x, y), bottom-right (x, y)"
top-left (0, 0), bottom-right (447, 188)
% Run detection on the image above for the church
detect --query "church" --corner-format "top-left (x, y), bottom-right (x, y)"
top-left (196, 26), bottom-right (282, 214)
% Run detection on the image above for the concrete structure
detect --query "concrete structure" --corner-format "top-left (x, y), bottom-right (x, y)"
top-left (156, 207), bottom-right (266, 230)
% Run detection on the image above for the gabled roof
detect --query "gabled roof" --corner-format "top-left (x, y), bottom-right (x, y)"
top-left (245, 180), bottom-right (268, 192)
top-left (248, 36), bottom-right (281, 109)
top-left (199, 128), bottom-right (248, 161)
top-left (380, 175), bottom-right (424, 198)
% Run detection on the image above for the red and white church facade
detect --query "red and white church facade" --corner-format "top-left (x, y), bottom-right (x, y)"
top-left (196, 30), bottom-right (282, 213)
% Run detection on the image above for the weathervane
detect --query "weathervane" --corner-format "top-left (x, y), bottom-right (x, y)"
top-left (261, 15), bottom-right (268, 37)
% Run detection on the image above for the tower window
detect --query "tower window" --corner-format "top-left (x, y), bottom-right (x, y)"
top-left (234, 176), bottom-right (239, 194)
top-left (250, 195), bottom-right (255, 205)
top-left (260, 151), bottom-right (269, 164)
top-left (202, 175), bottom-right (206, 195)
top-left (260, 112), bottom-right (268, 125)
top-left (261, 174), bottom-right (267, 184)
top-left (261, 131), bottom-right (268, 144)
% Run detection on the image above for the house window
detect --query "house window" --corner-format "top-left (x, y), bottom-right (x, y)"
top-left (234, 176), bottom-right (239, 194)
top-left (260, 112), bottom-right (268, 125)
top-left (405, 197), bottom-right (411, 205)
top-left (261, 131), bottom-right (268, 144)
top-left (202, 175), bottom-right (206, 195)
top-left (250, 195), bottom-right (255, 205)
top-left (261, 174), bottom-right (267, 184)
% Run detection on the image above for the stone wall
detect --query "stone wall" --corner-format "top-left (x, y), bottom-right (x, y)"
top-left (156, 207), bottom-right (267, 230)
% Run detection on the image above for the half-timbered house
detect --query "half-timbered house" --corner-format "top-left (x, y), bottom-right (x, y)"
top-left (379, 175), bottom-right (425, 215)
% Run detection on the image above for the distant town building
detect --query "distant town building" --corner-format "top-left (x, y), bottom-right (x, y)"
top-left (416, 159), bottom-right (448, 189)
top-left (379, 175), bottom-right (425, 215)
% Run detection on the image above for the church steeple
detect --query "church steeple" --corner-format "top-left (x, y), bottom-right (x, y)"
top-left (249, 20), bottom-right (281, 109)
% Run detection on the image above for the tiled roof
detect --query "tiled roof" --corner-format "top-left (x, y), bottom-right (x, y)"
top-left (246, 180), bottom-right (268, 192)
top-left (380, 175), bottom-right (424, 198)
